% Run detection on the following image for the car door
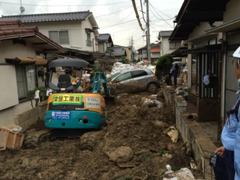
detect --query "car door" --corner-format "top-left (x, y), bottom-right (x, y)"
top-left (114, 72), bottom-right (133, 93)
top-left (131, 70), bottom-right (149, 91)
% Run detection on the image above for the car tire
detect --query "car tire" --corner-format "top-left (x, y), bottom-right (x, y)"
top-left (147, 83), bottom-right (158, 94)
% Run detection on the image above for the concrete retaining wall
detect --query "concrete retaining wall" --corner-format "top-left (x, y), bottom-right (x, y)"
top-left (161, 82), bottom-right (176, 112)
top-left (175, 97), bottom-right (217, 180)
top-left (14, 101), bottom-right (47, 132)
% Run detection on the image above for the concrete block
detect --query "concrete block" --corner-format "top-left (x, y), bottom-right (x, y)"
top-left (29, 108), bottom-right (39, 118)
top-left (38, 100), bottom-right (47, 107)
top-left (14, 111), bottom-right (30, 124)
top-left (175, 96), bottom-right (187, 107)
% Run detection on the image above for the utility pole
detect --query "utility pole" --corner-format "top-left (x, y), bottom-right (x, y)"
top-left (145, 0), bottom-right (151, 64)
top-left (130, 36), bottom-right (134, 61)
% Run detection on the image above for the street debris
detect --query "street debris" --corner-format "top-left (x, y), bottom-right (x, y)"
top-left (0, 124), bottom-right (22, 133)
top-left (153, 120), bottom-right (168, 129)
top-left (164, 126), bottom-right (179, 143)
top-left (0, 92), bottom-right (194, 179)
top-left (141, 97), bottom-right (163, 108)
top-left (0, 126), bottom-right (24, 151)
top-left (105, 146), bottom-right (133, 163)
top-left (111, 62), bottom-right (156, 75)
top-left (162, 166), bottom-right (196, 180)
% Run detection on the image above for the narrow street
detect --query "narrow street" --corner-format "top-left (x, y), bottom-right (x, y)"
top-left (0, 92), bottom-right (193, 180)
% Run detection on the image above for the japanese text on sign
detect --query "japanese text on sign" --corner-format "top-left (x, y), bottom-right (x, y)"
top-left (86, 97), bottom-right (100, 109)
top-left (52, 95), bottom-right (83, 105)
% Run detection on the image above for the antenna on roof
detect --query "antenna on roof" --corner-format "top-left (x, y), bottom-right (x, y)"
top-left (19, 0), bottom-right (25, 15)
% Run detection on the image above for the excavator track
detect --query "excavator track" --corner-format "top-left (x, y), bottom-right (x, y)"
top-left (24, 129), bottom-right (52, 149)
top-left (79, 133), bottom-right (96, 151)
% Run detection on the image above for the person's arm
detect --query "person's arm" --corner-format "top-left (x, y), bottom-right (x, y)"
top-left (234, 58), bottom-right (240, 79)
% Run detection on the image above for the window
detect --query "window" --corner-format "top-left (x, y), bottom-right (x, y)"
top-left (169, 42), bottom-right (180, 50)
top-left (49, 31), bottom-right (69, 44)
top-left (116, 72), bottom-right (132, 82)
top-left (86, 32), bottom-right (92, 47)
top-left (16, 65), bottom-right (36, 99)
top-left (132, 70), bottom-right (148, 78)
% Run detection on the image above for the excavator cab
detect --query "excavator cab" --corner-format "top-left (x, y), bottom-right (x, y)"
top-left (44, 59), bottom-right (106, 129)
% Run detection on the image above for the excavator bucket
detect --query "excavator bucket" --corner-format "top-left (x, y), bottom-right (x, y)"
top-left (92, 71), bottom-right (115, 107)
top-left (104, 96), bottom-right (115, 107)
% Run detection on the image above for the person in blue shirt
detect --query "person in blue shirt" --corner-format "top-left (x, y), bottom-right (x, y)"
top-left (214, 56), bottom-right (240, 180)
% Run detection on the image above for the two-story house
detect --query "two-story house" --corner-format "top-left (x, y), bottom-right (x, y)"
top-left (137, 45), bottom-right (147, 62)
top-left (158, 31), bottom-right (180, 57)
top-left (1, 11), bottom-right (100, 62)
top-left (0, 20), bottom-right (66, 126)
top-left (97, 33), bottom-right (114, 54)
top-left (150, 43), bottom-right (161, 63)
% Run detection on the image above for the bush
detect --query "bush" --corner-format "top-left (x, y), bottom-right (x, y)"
top-left (155, 54), bottom-right (173, 85)
top-left (106, 65), bottom-right (112, 72)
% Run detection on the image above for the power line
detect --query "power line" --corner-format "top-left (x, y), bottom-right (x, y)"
top-left (95, 5), bottom-right (133, 18)
top-left (116, 11), bottom-right (135, 25)
top-left (149, 4), bottom-right (172, 19)
top-left (101, 18), bottom-right (139, 28)
top-left (149, 3), bottom-right (173, 28)
top-left (140, 0), bottom-right (146, 23)
top-left (110, 27), bottom-right (139, 34)
top-left (131, 0), bottom-right (144, 31)
top-left (114, 30), bottom-right (143, 44)
top-left (0, 1), bottom-right (130, 7)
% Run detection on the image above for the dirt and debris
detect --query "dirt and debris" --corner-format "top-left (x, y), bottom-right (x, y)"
top-left (0, 92), bottom-right (194, 180)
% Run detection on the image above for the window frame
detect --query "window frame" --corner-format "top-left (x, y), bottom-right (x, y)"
top-left (16, 65), bottom-right (37, 100)
top-left (49, 30), bottom-right (70, 45)
top-left (86, 32), bottom-right (92, 47)
top-left (131, 70), bottom-right (148, 78)
top-left (115, 72), bottom-right (132, 82)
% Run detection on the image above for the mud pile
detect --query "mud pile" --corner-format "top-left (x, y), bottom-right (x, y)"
top-left (0, 92), bottom-right (192, 180)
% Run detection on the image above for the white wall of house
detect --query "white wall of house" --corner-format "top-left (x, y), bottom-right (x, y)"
top-left (160, 37), bottom-right (180, 56)
top-left (0, 40), bottom-right (36, 63)
top-left (30, 19), bottom-right (97, 52)
top-left (0, 40), bottom-right (38, 125)
top-left (224, 0), bottom-right (240, 22)
top-left (189, 22), bottom-right (222, 39)
top-left (81, 19), bottom-right (95, 51)
top-left (98, 42), bottom-right (107, 53)
top-left (151, 52), bottom-right (160, 59)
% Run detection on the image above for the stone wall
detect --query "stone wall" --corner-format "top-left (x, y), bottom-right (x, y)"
top-left (14, 101), bottom-right (47, 132)
top-left (175, 97), bottom-right (217, 180)
top-left (161, 82), bottom-right (176, 112)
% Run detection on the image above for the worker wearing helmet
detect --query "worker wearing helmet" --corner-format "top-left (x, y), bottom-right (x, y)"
top-left (64, 67), bottom-right (82, 92)
top-left (234, 47), bottom-right (240, 180)
top-left (213, 48), bottom-right (240, 180)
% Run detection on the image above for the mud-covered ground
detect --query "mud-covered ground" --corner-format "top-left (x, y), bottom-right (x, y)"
top-left (0, 92), bottom-right (194, 180)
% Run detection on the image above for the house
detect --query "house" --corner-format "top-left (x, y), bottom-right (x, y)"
top-left (97, 33), bottom-right (114, 54)
top-left (150, 43), bottom-right (160, 62)
top-left (158, 31), bottom-right (180, 57)
top-left (0, 20), bottom-right (66, 126)
top-left (168, 1), bottom-right (230, 179)
top-left (169, 0), bottom-right (227, 123)
top-left (138, 44), bottom-right (160, 63)
top-left (0, 11), bottom-right (100, 62)
top-left (206, 0), bottom-right (240, 121)
top-left (107, 46), bottom-right (127, 61)
top-left (137, 45), bottom-right (147, 62)
top-left (114, 45), bottom-right (133, 61)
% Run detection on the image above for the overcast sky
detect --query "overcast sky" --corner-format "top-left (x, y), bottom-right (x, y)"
top-left (0, 0), bottom-right (184, 50)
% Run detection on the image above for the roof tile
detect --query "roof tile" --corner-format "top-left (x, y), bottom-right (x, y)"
top-left (0, 11), bottom-right (91, 23)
